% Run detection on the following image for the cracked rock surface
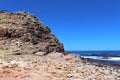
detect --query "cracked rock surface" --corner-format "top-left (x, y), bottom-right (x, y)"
top-left (0, 10), bottom-right (64, 55)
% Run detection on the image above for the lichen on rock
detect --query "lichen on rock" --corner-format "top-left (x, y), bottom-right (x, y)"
top-left (0, 10), bottom-right (64, 55)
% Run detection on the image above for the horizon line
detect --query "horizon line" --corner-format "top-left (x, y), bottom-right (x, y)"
top-left (66, 50), bottom-right (120, 51)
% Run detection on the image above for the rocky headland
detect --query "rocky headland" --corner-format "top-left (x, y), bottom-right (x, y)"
top-left (0, 10), bottom-right (119, 80)
top-left (0, 10), bottom-right (64, 55)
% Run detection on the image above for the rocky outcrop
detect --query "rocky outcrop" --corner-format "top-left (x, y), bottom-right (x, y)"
top-left (0, 10), bottom-right (64, 55)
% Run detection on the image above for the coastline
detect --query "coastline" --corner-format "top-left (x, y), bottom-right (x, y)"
top-left (69, 51), bottom-right (120, 69)
top-left (80, 56), bottom-right (120, 69)
top-left (0, 52), bottom-right (119, 80)
top-left (0, 10), bottom-right (119, 80)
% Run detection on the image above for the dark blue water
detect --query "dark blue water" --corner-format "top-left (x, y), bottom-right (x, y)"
top-left (69, 51), bottom-right (120, 57)
top-left (68, 51), bottom-right (120, 67)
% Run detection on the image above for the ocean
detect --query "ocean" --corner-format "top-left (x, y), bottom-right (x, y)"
top-left (68, 51), bottom-right (120, 67)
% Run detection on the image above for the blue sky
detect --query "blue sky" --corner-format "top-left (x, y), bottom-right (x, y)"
top-left (0, 0), bottom-right (120, 51)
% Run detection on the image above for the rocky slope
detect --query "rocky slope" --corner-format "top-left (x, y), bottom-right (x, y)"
top-left (0, 10), bottom-right (119, 80)
top-left (0, 53), bottom-right (119, 80)
top-left (0, 10), bottom-right (64, 55)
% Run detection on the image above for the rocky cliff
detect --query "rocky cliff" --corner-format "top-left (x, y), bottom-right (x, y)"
top-left (0, 10), bottom-right (64, 55)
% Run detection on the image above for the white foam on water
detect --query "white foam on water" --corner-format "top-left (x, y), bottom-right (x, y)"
top-left (107, 57), bottom-right (120, 60)
top-left (81, 56), bottom-right (120, 61)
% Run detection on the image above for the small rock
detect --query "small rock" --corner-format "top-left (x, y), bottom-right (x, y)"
top-left (66, 74), bottom-right (73, 78)
top-left (35, 52), bottom-right (46, 56)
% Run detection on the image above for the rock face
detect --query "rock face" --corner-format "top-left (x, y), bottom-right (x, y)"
top-left (0, 10), bottom-right (64, 55)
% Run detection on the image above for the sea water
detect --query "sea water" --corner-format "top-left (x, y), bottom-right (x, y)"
top-left (68, 51), bottom-right (120, 67)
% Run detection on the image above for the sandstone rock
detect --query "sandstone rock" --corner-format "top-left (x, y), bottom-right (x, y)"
top-left (0, 10), bottom-right (64, 55)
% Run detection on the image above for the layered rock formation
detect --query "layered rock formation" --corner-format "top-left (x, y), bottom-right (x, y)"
top-left (0, 10), bottom-right (64, 55)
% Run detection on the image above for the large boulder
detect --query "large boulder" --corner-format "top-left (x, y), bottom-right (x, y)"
top-left (0, 10), bottom-right (64, 55)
